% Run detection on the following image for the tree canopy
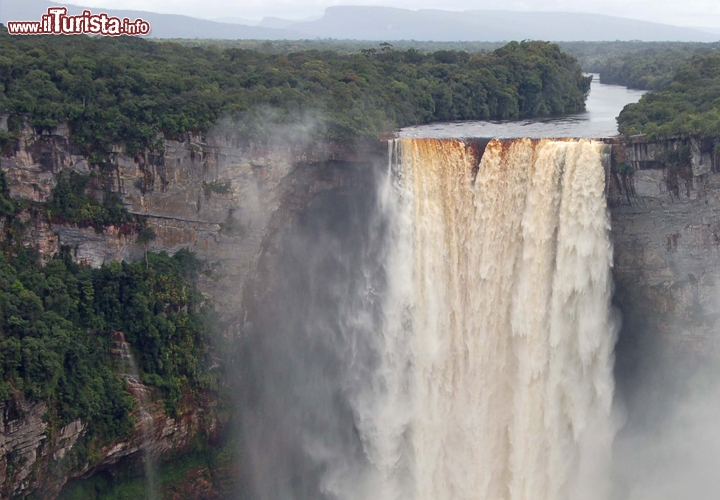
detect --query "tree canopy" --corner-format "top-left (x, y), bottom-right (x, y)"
top-left (618, 55), bottom-right (720, 138)
top-left (0, 171), bottom-right (216, 450)
top-left (582, 44), bottom-right (720, 91)
top-left (0, 27), bottom-right (590, 157)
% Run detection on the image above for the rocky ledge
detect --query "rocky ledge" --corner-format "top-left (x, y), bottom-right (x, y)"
top-left (0, 337), bottom-right (221, 499)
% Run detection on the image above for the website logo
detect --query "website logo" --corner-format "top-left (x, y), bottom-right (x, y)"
top-left (6, 7), bottom-right (151, 36)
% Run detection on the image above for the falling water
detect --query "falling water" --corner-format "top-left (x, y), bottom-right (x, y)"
top-left (242, 137), bottom-right (618, 500)
top-left (370, 138), bottom-right (617, 500)
top-left (115, 332), bottom-right (158, 500)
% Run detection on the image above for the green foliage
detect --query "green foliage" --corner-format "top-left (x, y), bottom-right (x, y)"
top-left (163, 38), bottom-right (504, 54)
top-left (0, 27), bottom-right (589, 151)
top-left (58, 437), bottom-right (238, 500)
top-left (618, 55), bottom-right (720, 138)
top-left (218, 210), bottom-right (246, 238)
top-left (89, 249), bottom-right (216, 416)
top-left (48, 171), bottom-right (133, 230)
top-left (556, 41), bottom-right (720, 90)
top-left (657, 144), bottom-right (693, 169)
top-left (585, 45), bottom-right (720, 91)
top-left (0, 248), bottom-right (134, 441)
top-left (136, 224), bottom-right (157, 246)
top-left (0, 170), bottom-right (17, 217)
top-left (616, 161), bottom-right (634, 177)
top-left (202, 180), bottom-right (232, 197)
top-left (0, 129), bottom-right (18, 155)
top-left (0, 247), bottom-right (216, 444)
top-left (59, 472), bottom-right (146, 500)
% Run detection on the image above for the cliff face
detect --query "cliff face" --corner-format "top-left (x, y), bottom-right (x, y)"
top-left (1, 385), bottom-right (220, 499)
top-left (0, 124), bottom-right (381, 498)
top-left (608, 137), bottom-right (720, 354)
top-left (2, 125), bottom-right (377, 317)
top-left (607, 136), bottom-right (720, 409)
top-left (4, 123), bottom-right (720, 496)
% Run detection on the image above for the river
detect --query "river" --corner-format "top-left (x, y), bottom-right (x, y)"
top-left (397, 74), bottom-right (647, 139)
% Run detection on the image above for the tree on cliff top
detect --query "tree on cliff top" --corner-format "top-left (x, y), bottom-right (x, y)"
top-left (0, 26), bottom-right (589, 157)
top-left (618, 55), bottom-right (720, 139)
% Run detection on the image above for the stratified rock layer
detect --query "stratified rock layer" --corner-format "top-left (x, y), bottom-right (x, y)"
top-left (609, 137), bottom-right (720, 361)
top-left (3, 123), bottom-right (720, 497)
top-left (0, 123), bottom-right (382, 498)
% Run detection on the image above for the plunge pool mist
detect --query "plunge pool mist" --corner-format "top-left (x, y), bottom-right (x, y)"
top-left (237, 76), bottom-right (644, 500)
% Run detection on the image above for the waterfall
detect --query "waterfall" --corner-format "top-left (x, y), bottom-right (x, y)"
top-left (364, 138), bottom-right (617, 500)
top-left (114, 332), bottom-right (158, 500)
top-left (241, 137), bottom-right (618, 500)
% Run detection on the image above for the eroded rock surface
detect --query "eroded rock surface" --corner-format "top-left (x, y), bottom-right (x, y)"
top-left (609, 137), bottom-right (720, 360)
top-left (0, 124), bottom-right (380, 498)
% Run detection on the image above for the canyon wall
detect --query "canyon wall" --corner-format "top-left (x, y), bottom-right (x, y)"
top-left (607, 136), bottom-right (720, 417)
top-left (0, 123), bottom-right (382, 498)
top-left (1, 124), bottom-right (376, 324)
top-left (3, 122), bottom-right (720, 497)
top-left (0, 387), bottom-right (220, 498)
top-left (608, 137), bottom-right (720, 358)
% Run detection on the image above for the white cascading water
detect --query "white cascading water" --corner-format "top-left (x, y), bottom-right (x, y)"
top-left (116, 334), bottom-right (158, 500)
top-left (358, 137), bottom-right (617, 500)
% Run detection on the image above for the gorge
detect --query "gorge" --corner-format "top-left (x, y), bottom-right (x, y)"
top-left (2, 81), bottom-right (720, 499)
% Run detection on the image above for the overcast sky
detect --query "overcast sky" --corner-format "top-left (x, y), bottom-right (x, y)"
top-left (62, 0), bottom-right (720, 27)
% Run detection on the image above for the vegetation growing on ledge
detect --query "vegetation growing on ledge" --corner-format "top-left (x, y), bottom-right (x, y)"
top-left (618, 55), bottom-right (720, 139)
top-left (202, 180), bottom-right (232, 198)
top-left (58, 436), bottom-right (238, 500)
top-left (0, 242), bottom-right (218, 451)
top-left (48, 171), bottom-right (134, 230)
top-left (0, 25), bottom-right (590, 154)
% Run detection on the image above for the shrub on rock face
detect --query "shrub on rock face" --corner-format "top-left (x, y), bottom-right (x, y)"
top-left (47, 171), bottom-right (133, 230)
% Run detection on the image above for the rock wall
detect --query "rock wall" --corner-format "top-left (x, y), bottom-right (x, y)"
top-left (0, 124), bottom-right (382, 498)
top-left (0, 329), bottom-right (221, 498)
top-left (7, 122), bottom-right (720, 497)
top-left (0, 399), bottom-right (49, 497)
top-left (0, 380), bottom-right (220, 498)
top-left (1, 125), bottom-right (377, 321)
top-left (608, 137), bottom-right (720, 400)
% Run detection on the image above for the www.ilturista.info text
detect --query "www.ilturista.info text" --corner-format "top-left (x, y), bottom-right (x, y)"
top-left (6, 7), bottom-right (151, 36)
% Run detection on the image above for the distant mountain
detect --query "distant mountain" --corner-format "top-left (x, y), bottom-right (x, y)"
top-left (1, 1), bottom-right (717, 42)
top-left (287, 6), bottom-right (720, 42)
top-left (258, 17), bottom-right (300, 29)
top-left (210, 17), bottom-right (259, 26)
top-left (465, 10), bottom-right (720, 42)
top-left (258, 15), bottom-right (322, 29)
top-left (289, 7), bottom-right (501, 41)
top-left (693, 26), bottom-right (720, 35)
top-left (0, 0), bottom-right (303, 39)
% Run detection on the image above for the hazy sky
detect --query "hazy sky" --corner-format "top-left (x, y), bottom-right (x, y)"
top-left (62, 0), bottom-right (720, 27)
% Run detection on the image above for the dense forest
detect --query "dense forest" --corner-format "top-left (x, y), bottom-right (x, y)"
top-left (0, 171), bottom-right (216, 466)
top-left (618, 54), bottom-right (720, 138)
top-left (580, 43), bottom-right (720, 90)
top-left (160, 38), bottom-right (720, 91)
top-left (0, 26), bottom-right (591, 159)
top-left (162, 38), bottom-right (505, 54)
